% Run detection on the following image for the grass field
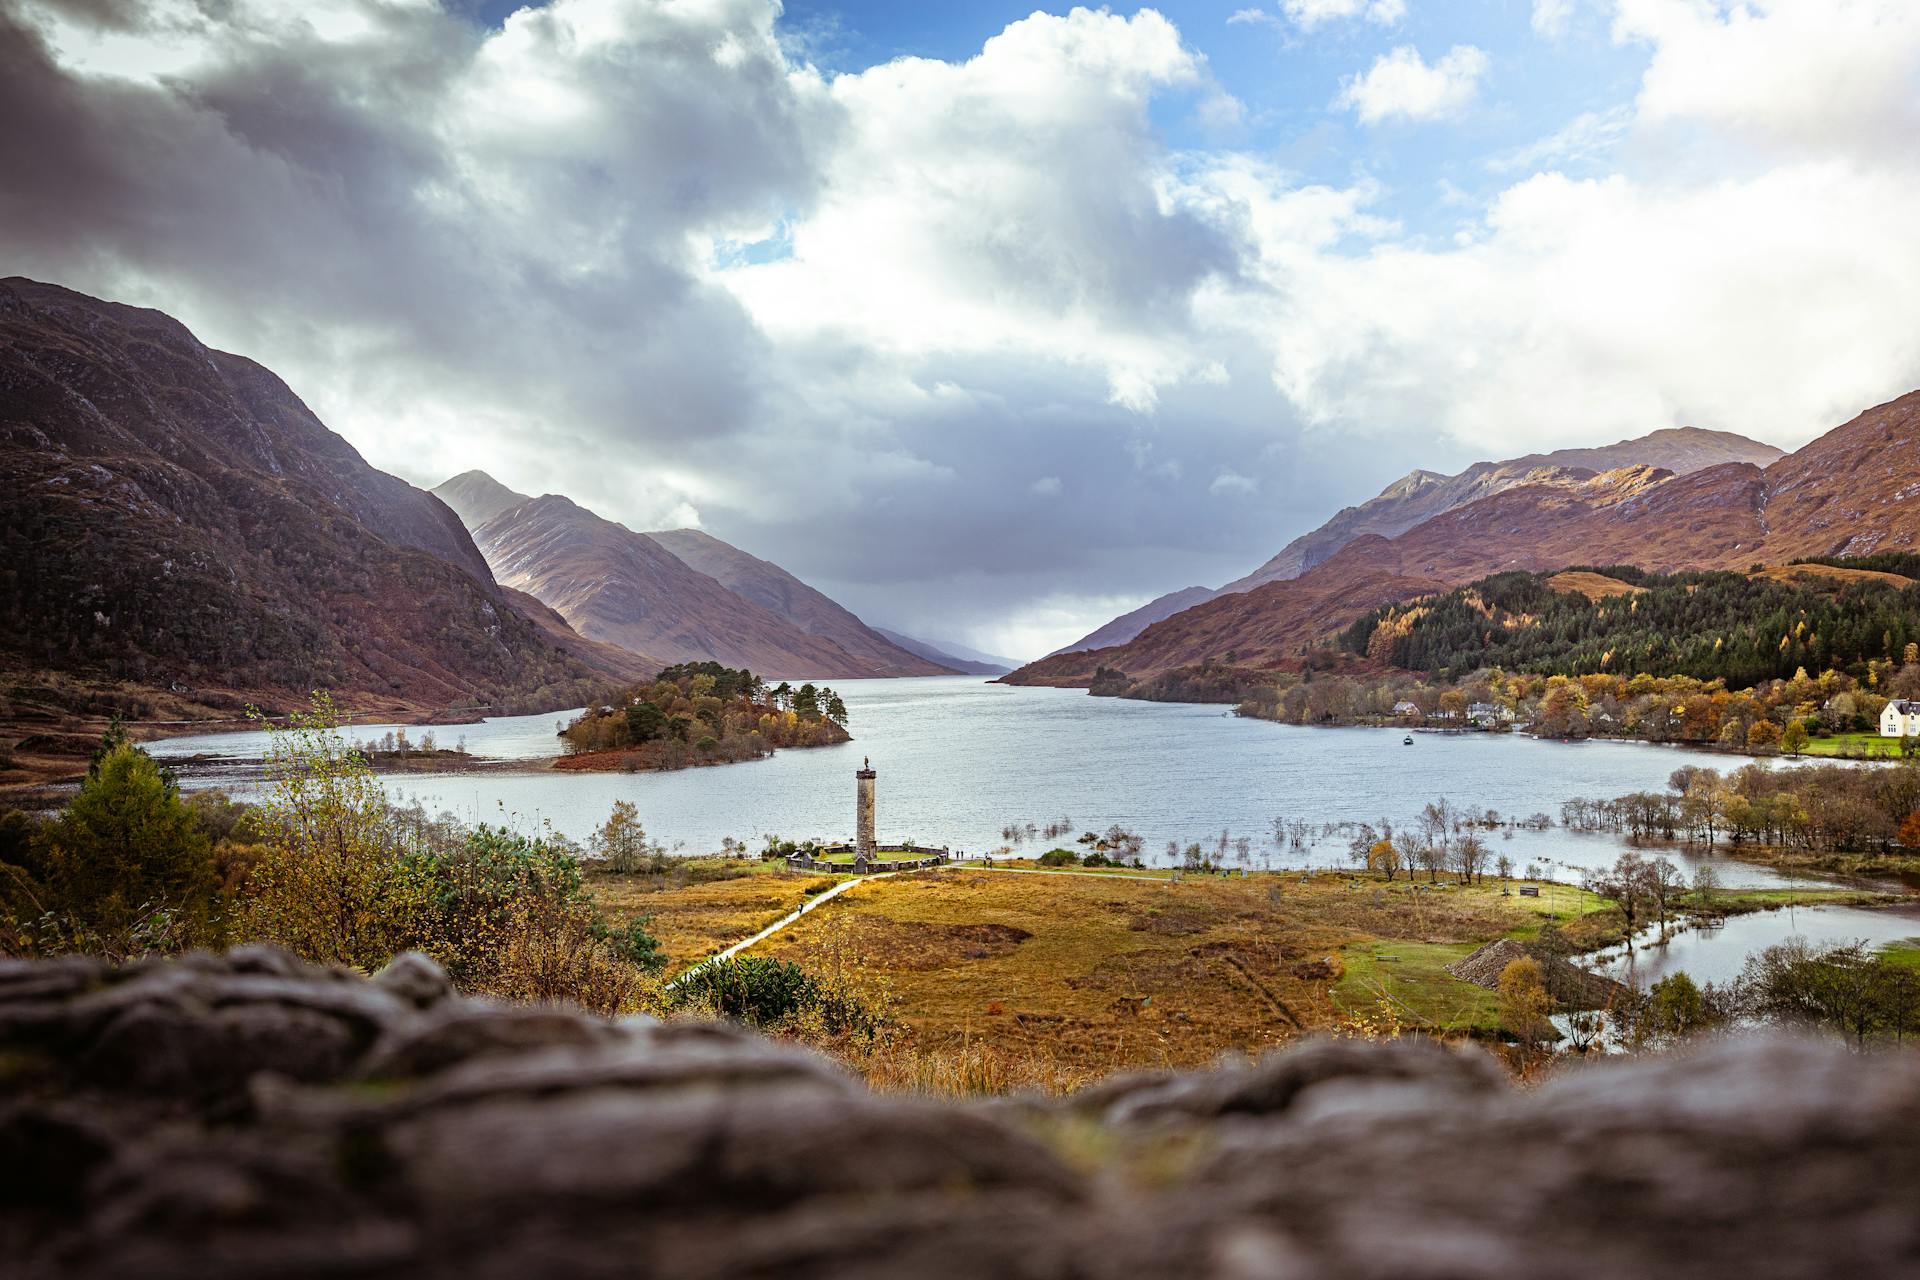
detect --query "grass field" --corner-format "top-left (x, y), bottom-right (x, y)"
top-left (1799, 731), bottom-right (1914, 759)
top-left (587, 862), bottom-right (1909, 1092)
top-left (742, 870), bottom-right (1628, 1073)
top-left (585, 859), bottom-right (847, 971)
top-left (1882, 940), bottom-right (1920, 970)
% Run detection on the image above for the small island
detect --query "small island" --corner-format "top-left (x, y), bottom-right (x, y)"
top-left (555, 662), bottom-right (851, 773)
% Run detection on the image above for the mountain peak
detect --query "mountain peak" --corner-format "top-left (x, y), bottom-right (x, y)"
top-left (432, 470), bottom-right (532, 531)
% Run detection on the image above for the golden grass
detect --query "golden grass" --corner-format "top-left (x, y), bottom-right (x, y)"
top-left (743, 869), bottom-right (1587, 1079)
top-left (1748, 563), bottom-right (1914, 588)
top-left (585, 859), bottom-right (847, 972)
top-left (1545, 570), bottom-right (1646, 601)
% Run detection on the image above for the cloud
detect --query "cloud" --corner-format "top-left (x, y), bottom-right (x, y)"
top-left (1531, 0), bottom-right (1577, 40)
top-left (1487, 105), bottom-right (1631, 173)
top-left (1226, 8), bottom-right (1283, 31)
top-left (1613, 0), bottom-right (1920, 156)
top-left (1281, 0), bottom-right (1407, 31)
top-left (4, 0), bottom-right (1920, 654)
top-left (1337, 43), bottom-right (1489, 123)
top-left (1210, 470), bottom-right (1259, 496)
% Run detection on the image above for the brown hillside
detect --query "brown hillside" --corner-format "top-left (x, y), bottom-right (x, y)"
top-left (646, 528), bottom-right (951, 676)
top-left (1005, 393), bottom-right (1918, 686)
top-left (0, 278), bottom-right (628, 718)
top-left (473, 496), bottom-right (910, 680)
top-left (1222, 426), bottom-right (1783, 593)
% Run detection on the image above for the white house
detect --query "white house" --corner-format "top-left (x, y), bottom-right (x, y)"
top-left (1393, 700), bottom-right (1420, 718)
top-left (1467, 702), bottom-right (1512, 727)
top-left (1882, 700), bottom-right (1920, 737)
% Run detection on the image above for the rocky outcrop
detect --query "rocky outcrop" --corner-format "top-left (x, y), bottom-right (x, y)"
top-left (4, 948), bottom-right (1916, 1278)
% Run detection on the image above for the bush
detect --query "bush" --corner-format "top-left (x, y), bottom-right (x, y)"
top-left (1037, 848), bottom-right (1079, 867)
top-left (670, 953), bottom-right (883, 1038)
top-left (671, 955), bottom-right (818, 1026)
top-left (28, 732), bottom-right (219, 956)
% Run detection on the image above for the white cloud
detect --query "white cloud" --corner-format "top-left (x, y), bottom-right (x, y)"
top-left (1030, 476), bottom-right (1064, 496)
top-left (1210, 470), bottom-right (1259, 496)
top-left (1487, 105), bottom-right (1631, 173)
top-left (1282, 0), bottom-right (1408, 31)
top-left (1337, 44), bottom-right (1489, 123)
top-left (1531, 0), bottom-right (1578, 40)
top-left (1614, 0), bottom-right (1920, 156)
top-left (1227, 8), bottom-right (1283, 30)
top-left (719, 7), bottom-right (1237, 417)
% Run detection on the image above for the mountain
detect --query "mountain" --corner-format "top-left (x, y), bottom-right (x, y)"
top-left (873, 629), bottom-right (1013, 676)
top-left (1222, 426), bottom-right (1785, 593)
top-left (644, 529), bottom-right (951, 676)
top-left (434, 470), bottom-right (531, 530)
top-left (1003, 393), bottom-right (1919, 687)
top-left (0, 278), bottom-right (630, 717)
top-left (460, 493), bottom-right (924, 679)
top-left (1051, 585), bottom-right (1217, 657)
top-left (1055, 427), bottom-right (1784, 656)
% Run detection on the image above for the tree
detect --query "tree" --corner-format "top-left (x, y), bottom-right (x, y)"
top-left (593, 800), bottom-right (660, 873)
top-left (1692, 862), bottom-right (1721, 907)
top-left (1589, 852), bottom-right (1655, 946)
top-left (1498, 956), bottom-right (1553, 1048)
top-left (1645, 971), bottom-right (1708, 1042)
top-left (1901, 811), bottom-right (1920, 849)
top-left (35, 736), bottom-right (217, 952)
top-left (1453, 832), bottom-right (1488, 885)
top-left (1647, 856), bottom-right (1685, 938)
top-left (241, 693), bottom-right (435, 971)
top-left (1367, 837), bottom-right (1402, 881)
top-left (1781, 720), bottom-right (1810, 754)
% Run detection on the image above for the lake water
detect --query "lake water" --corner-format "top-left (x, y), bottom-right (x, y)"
top-left (152, 676), bottom-right (1816, 890)
top-left (1591, 903), bottom-right (1920, 988)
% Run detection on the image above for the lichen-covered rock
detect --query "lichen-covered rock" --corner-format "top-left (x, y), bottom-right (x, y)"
top-left (2, 948), bottom-right (1916, 1279)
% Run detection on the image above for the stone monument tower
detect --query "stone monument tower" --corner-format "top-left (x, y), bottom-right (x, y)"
top-left (855, 757), bottom-right (876, 861)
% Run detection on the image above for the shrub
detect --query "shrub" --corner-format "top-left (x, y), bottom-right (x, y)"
top-left (1036, 848), bottom-right (1079, 867)
top-left (670, 953), bottom-right (883, 1038)
top-left (672, 954), bottom-right (817, 1026)
top-left (29, 731), bottom-right (219, 956)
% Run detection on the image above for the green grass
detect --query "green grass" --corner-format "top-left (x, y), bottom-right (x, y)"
top-left (1799, 731), bottom-right (1914, 759)
top-left (1333, 940), bottom-right (1502, 1032)
top-left (1880, 940), bottom-right (1920, 970)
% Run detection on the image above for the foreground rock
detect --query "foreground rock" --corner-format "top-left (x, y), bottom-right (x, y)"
top-left (3, 949), bottom-right (1915, 1279)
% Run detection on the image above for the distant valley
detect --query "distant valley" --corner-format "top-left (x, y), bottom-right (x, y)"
top-left (0, 279), bottom-right (973, 795)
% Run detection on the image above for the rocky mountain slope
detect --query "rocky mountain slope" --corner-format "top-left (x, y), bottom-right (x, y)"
top-left (1008, 394), bottom-right (1918, 686)
top-left (1055, 427), bottom-right (1783, 656)
top-left (1049, 585), bottom-right (1216, 657)
top-left (433, 470), bottom-right (530, 530)
top-left (1224, 425), bottom-right (1785, 593)
top-left (7, 946), bottom-right (1916, 1279)
top-left (644, 528), bottom-right (951, 676)
top-left (0, 278), bottom-right (625, 717)
top-left (463, 493), bottom-right (930, 679)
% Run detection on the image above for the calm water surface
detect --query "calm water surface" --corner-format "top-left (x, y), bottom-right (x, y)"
top-left (153, 677), bottom-right (1814, 889)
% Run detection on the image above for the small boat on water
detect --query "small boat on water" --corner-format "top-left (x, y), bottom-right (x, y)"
top-left (1403, 734), bottom-right (1414, 745)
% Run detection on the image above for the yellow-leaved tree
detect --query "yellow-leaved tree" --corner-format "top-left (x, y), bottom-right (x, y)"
top-left (241, 693), bottom-right (435, 972)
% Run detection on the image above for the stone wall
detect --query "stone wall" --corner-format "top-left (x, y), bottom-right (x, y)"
top-left (3, 947), bottom-right (1917, 1278)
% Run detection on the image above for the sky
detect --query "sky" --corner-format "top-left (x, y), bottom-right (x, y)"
top-left (3, 1), bottom-right (1919, 659)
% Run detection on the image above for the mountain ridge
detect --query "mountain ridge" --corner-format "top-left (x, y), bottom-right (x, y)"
top-left (1005, 395), bottom-right (1917, 687)
top-left (0, 277), bottom-right (631, 720)
top-left (1051, 426), bottom-right (1785, 656)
